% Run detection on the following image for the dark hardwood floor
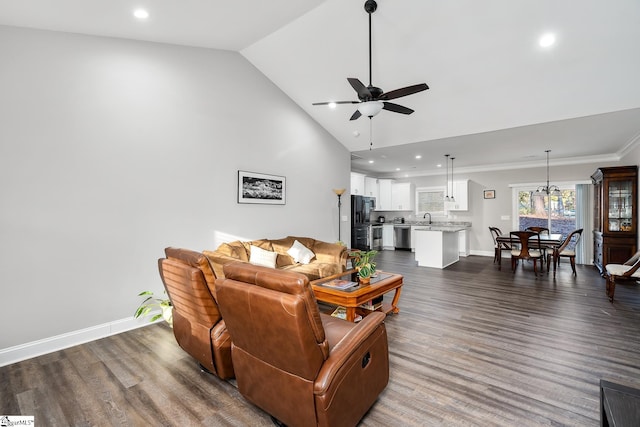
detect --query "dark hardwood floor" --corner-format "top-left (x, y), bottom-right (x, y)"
top-left (3, 252), bottom-right (640, 426)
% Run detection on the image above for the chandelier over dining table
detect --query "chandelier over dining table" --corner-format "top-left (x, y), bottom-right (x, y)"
top-left (535, 150), bottom-right (561, 196)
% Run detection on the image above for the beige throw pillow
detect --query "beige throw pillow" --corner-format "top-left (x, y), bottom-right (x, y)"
top-left (249, 245), bottom-right (278, 268)
top-left (287, 240), bottom-right (316, 265)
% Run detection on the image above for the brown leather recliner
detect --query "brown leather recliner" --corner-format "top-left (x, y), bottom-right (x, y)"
top-left (158, 247), bottom-right (234, 379)
top-left (215, 262), bottom-right (389, 427)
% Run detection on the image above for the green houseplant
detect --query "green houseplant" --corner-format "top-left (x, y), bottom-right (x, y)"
top-left (349, 250), bottom-right (378, 284)
top-left (134, 290), bottom-right (173, 327)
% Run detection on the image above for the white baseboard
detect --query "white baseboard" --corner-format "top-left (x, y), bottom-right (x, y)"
top-left (0, 316), bottom-right (162, 367)
top-left (470, 250), bottom-right (494, 257)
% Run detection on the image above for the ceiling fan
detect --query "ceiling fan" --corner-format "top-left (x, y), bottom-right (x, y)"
top-left (313, 0), bottom-right (429, 121)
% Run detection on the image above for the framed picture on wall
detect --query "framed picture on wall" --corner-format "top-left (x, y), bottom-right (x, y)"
top-left (238, 170), bottom-right (286, 205)
top-left (484, 190), bottom-right (496, 199)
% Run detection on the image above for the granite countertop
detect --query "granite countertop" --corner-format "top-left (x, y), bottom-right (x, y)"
top-left (413, 225), bottom-right (466, 232)
top-left (408, 220), bottom-right (470, 232)
top-left (408, 221), bottom-right (472, 227)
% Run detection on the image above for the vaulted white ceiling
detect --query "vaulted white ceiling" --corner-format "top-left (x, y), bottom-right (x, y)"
top-left (2, 0), bottom-right (639, 177)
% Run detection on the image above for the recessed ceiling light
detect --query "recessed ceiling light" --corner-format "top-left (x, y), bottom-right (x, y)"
top-left (368, 160), bottom-right (374, 164)
top-left (328, 102), bottom-right (337, 109)
top-left (396, 168), bottom-right (400, 171)
top-left (437, 163), bottom-right (442, 168)
top-left (133, 9), bottom-right (150, 20)
top-left (539, 32), bottom-right (556, 48)
top-left (415, 155), bottom-right (422, 159)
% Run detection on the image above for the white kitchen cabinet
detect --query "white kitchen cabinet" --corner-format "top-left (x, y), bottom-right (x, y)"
top-left (414, 229), bottom-right (461, 268)
top-left (350, 172), bottom-right (365, 195)
top-left (446, 179), bottom-right (469, 211)
top-left (377, 179), bottom-right (393, 210)
top-left (458, 229), bottom-right (470, 256)
top-left (364, 177), bottom-right (378, 200)
top-left (391, 182), bottom-right (413, 211)
top-left (410, 225), bottom-right (418, 252)
top-left (382, 224), bottom-right (394, 249)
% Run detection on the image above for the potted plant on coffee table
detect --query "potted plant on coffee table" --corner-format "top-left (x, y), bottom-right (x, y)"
top-left (349, 250), bottom-right (378, 284)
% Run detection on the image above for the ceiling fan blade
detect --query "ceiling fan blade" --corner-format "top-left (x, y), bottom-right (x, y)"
top-left (380, 83), bottom-right (429, 101)
top-left (350, 110), bottom-right (362, 120)
top-left (312, 101), bottom-right (359, 105)
top-left (382, 102), bottom-right (414, 115)
top-left (347, 78), bottom-right (372, 100)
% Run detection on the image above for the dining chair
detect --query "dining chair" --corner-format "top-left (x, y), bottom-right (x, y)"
top-left (604, 251), bottom-right (640, 301)
top-left (510, 231), bottom-right (543, 276)
top-left (525, 227), bottom-right (550, 266)
top-left (548, 229), bottom-right (583, 277)
top-left (525, 226), bottom-right (549, 235)
top-left (489, 227), bottom-right (512, 270)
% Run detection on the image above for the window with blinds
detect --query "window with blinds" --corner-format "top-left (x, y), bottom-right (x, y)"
top-left (416, 187), bottom-right (445, 216)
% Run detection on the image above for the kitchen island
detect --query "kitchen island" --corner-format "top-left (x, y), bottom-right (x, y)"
top-left (414, 226), bottom-right (466, 269)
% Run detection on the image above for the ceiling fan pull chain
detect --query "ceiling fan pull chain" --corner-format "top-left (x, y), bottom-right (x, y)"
top-left (369, 117), bottom-right (373, 150)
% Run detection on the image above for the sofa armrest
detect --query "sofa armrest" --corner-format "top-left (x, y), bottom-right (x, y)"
top-left (313, 312), bottom-right (386, 395)
top-left (312, 241), bottom-right (348, 269)
top-left (203, 251), bottom-right (246, 280)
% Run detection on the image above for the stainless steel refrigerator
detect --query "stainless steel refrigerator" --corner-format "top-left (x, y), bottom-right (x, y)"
top-left (351, 195), bottom-right (375, 250)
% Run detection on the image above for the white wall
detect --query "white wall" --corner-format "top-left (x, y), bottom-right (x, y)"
top-left (0, 26), bottom-right (350, 354)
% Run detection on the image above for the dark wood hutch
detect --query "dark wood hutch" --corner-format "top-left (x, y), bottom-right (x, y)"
top-left (591, 165), bottom-right (638, 274)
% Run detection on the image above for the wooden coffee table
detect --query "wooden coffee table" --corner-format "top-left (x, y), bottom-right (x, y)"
top-left (311, 270), bottom-right (403, 322)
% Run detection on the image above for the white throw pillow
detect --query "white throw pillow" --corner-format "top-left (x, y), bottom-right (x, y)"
top-left (249, 245), bottom-right (278, 268)
top-left (287, 240), bottom-right (316, 265)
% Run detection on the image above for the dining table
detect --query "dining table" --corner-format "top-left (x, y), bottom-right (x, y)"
top-left (495, 232), bottom-right (563, 275)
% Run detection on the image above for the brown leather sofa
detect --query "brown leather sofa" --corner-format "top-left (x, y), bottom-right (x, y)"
top-left (215, 263), bottom-right (389, 427)
top-left (158, 247), bottom-right (234, 379)
top-left (204, 236), bottom-right (347, 281)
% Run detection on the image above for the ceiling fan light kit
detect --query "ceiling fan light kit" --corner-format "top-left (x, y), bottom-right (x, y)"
top-left (358, 101), bottom-right (384, 117)
top-left (313, 0), bottom-right (429, 131)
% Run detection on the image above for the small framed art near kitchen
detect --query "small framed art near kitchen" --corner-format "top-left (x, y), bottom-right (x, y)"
top-left (237, 170), bottom-right (286, 205)
top-left (483, 189), bottom-right (495, 199)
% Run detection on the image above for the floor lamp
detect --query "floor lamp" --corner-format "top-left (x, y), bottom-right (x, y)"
top-left (333, 188), bottom-right (346, 242)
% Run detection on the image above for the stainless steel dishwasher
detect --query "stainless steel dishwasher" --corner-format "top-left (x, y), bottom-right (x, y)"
top-left (393, 225), bottom-right (411, 250)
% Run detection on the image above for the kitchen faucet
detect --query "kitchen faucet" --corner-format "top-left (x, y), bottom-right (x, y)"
top-left (423, 212), bottom-right (432, 224)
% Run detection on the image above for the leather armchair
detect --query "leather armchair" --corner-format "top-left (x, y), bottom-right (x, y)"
top-left (158, 247), bottom-right (234, 379)
top-left (215, 263), bottom-right (389, 427)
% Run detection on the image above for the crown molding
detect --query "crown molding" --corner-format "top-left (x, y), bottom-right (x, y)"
top-left (362, 153), bottom-right (622, 179)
